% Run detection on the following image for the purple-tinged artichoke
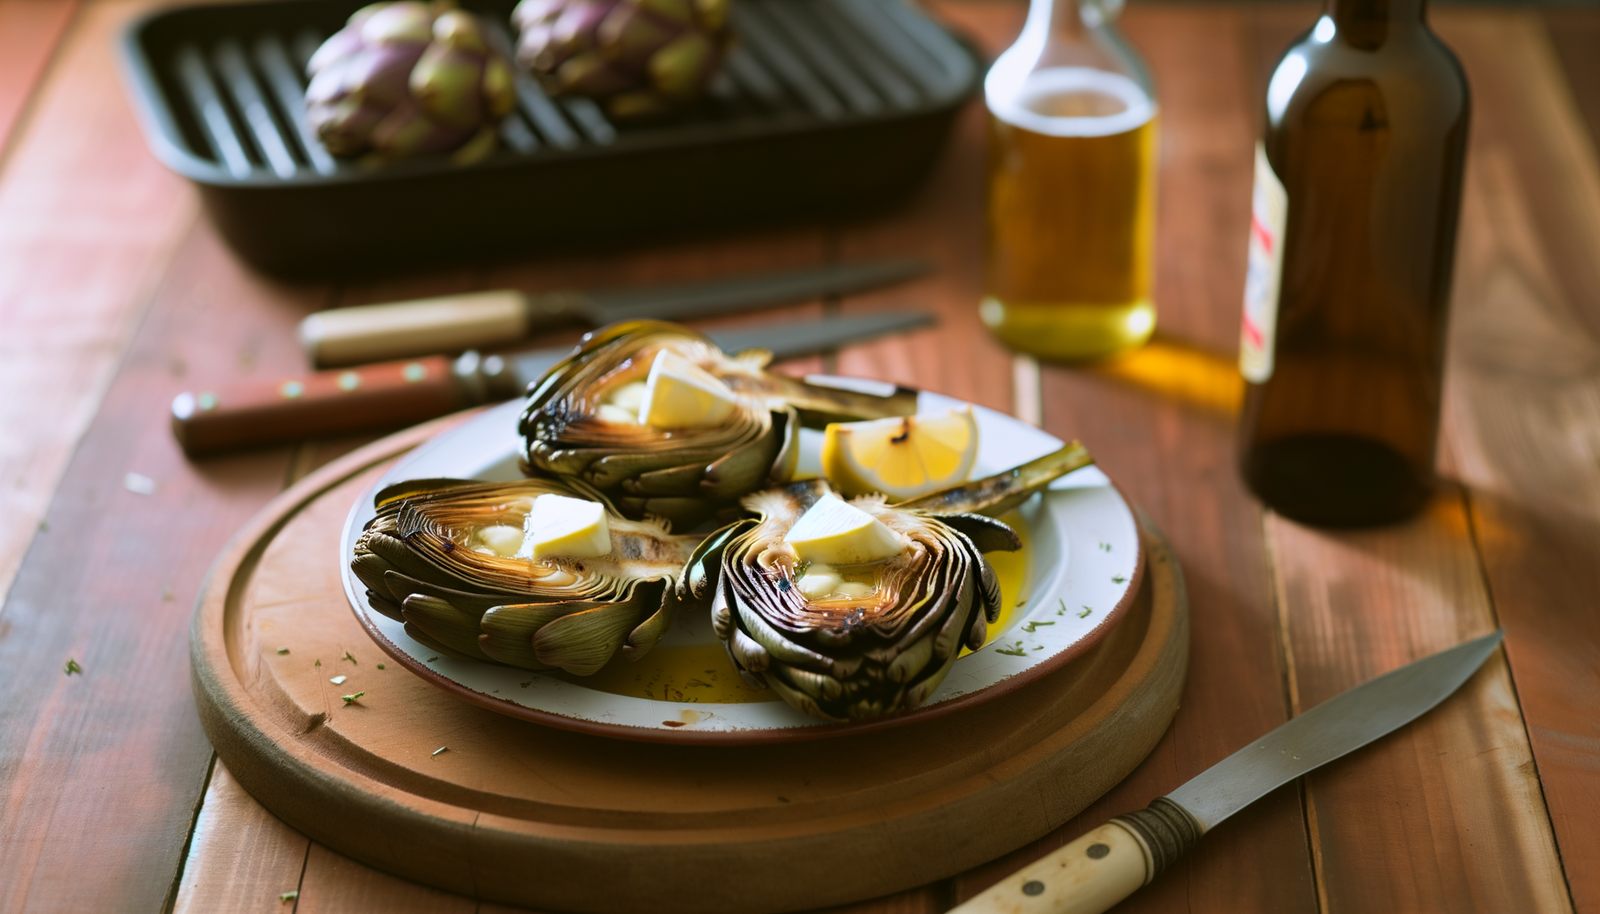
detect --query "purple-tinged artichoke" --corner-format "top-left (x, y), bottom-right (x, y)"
top-left (683, 444), bottom-right (1093, 721)
top-left (306, 2), bottom-right (516, 161)
top-left (512, 0), bottom-right (731, 120)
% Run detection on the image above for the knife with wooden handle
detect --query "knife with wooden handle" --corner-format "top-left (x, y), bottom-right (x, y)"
top-left (950, 631), bottom-right (1504, 914)
top-left (299, 259), bottom-right (929, 367)
top-left (172, 310), bottom-right (934, 456)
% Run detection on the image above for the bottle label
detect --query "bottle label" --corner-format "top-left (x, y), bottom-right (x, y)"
top-left (1240, 142), bottom-right (1288, 383)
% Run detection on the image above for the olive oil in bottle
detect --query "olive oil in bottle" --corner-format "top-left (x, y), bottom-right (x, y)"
top-left (981, 0), bottom-right (1159, 361)
top-left (1237, 0), bottom-right (1469, 526)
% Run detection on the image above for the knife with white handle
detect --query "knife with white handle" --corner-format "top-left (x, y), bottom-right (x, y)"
top-left (298, 259), bottom-right (930, 367)
top-left (951, 630), bottom-right (1504, 914)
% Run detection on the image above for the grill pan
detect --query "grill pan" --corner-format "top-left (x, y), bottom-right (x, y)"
top-left (120, 0), bottom-right (982, 275)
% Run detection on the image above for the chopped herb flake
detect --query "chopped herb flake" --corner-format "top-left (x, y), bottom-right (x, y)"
top-left (1057, 598), bottom-right (1068, 616)
top-left (426, 656), bottom-right (439, 663)
top-left (330, 675), bottom-right (347, 685)
top-left (1099, 541), bottom-right (1111, 552)
top-left (279, 891), bottom-right (298, 901)
top-left (314, 659), bottom-right (321, 667)
top-left (340, 692), bottom-right (365, 705)
top-left (63, 658), bottom-right (83, 676)
top-left (432, 746), bottom-right (449, 757)
top-left (1022, 621), bottom-right (1055, 633)
top-left (1078, 606), bottom-right (1093, 619)
top-left (37, 520), bottom-right (48, 532)
top-left (1112, 575), bottom-right (1126, 584)
top-left (995, 640), bottom-right (1028, 657)
top-left (276, 647), bottom-right (289, 655)
top-left (376, 663), bottom-right (385, 670)
top-left (519, 681), bottom-right (532, 688)
top-left (342, 651), bottom-right (357, 664)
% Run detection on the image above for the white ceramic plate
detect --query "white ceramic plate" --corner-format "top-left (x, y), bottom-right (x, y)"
top-left (342, 387), bottom-right (1142, 743)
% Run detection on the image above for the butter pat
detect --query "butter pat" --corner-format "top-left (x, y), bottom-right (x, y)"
top-left (522, 494), bottom-right (611, 560)
top-left (607, 381), bottom-right (649, 411)
top-left (785, 495), bottom-right (905, 566)
top-left (637, 350), bottom-right (738, 429)
top-left (474, 524), bottom-right (524, 557)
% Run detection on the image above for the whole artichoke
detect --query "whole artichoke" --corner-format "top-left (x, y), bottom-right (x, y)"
top-left (512, 0), bottom-right (730, 119)
top-left (351, 476), bottom-right (703, 676)
top-left (519, 321), bottom-right (920, 531)
top-left (306, 1), bottom-right (516, 160)
top-left (684, 443), bottom-right (1094, 721)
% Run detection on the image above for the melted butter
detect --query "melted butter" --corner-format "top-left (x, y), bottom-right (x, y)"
top-left (967, 508), bottom-right (1032, 653)
top-left (554, 644), bottom-right (781, 704)
top-left (560, 510), bottom-right (1032, 702)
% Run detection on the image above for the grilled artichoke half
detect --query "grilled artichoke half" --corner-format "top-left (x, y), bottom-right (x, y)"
top-left (683, 443), bottom-right (1093, 721)
top-left (351, 476), bottom-right (703, 676)
top-left (520, 320), bottom-right (920, 530)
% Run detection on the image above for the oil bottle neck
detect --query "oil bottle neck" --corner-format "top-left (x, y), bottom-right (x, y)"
top-left (1021, 0), bottom-right (1121, 42)
top-left (1326, 0), bottom-right (1429, 47)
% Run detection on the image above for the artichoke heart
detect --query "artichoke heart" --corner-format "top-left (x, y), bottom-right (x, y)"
top-left (350, 476), bottom-right (703, 676)
top-left (519, 320), bottom-right (920, 530)
top-left (684, 443), bottom-right (1094, 722)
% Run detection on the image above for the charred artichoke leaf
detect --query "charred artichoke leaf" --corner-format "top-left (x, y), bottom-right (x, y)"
top-left (351, 476), bottom-right (703, 675)
top-left (934, 512), bottom-right (1022, 554)
top-left (404, 620), bottom-right (480, 662)
top-left (518, 321), bottom-right (917, 528)
top-left (894, 441), bottom-right (1093, 518)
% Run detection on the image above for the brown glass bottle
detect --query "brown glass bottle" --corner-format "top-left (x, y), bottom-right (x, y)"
top-left (1236, 0), bottom-right (1469, 526)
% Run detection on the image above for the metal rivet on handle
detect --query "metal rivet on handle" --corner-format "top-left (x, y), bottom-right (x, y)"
top-left (403, 363), bottom-right (427, 382)
top-left (1021, 881), bottom-right (1044, 896)
top-left (280, 381), bottom-right (304, 398)
top-left (1087, 843), bottom-right (1110, 859)
top-left (338, 371), bottom-right (361, 391)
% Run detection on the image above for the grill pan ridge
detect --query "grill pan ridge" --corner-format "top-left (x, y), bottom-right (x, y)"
top-left (121, 0), bottom-right (982, 274)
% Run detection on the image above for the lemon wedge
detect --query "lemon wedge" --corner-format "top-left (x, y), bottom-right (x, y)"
top-left (784, 494), bottom-right (905, 565)
top-left (637, 349), bottom-right (738, 429)
top-left (821, 407), bottom-right (979, 499)
top-left (522, 494), bottom-right (611, 560)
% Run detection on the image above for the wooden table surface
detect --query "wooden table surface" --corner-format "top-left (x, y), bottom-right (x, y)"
top-left (1, 1), bottom-right (1597, 912)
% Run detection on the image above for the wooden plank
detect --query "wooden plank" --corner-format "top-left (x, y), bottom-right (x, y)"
top-left (172, 762), bottom-right (311, 914)
top-left (1542, 9), bottom-right (1600, 159)
top-left (954, 7), bottom-right (1319, 914)
top-left (0, 0), bottom-right (80, 156)
top-left (295, 844), bottom-right (478, 914)
top-left (0, 215), bottom-right (327, 911)
top-left (1266, 490), bottom-right (1571, 913)
top-left (0, 0), bottom-right (197, 610)
top-left (1431, 11), bottom-right (1600, 912)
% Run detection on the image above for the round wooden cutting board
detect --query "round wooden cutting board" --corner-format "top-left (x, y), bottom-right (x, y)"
top-left (191, 418), bottom-right (1190, 914)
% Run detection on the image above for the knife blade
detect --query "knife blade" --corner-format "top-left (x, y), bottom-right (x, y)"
top-left (952, 630), bottom-right (1504, 914)
top-left (171, 310), bottom-right (935, 456)
top-left (298, 259), bottom-right (930, 367)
